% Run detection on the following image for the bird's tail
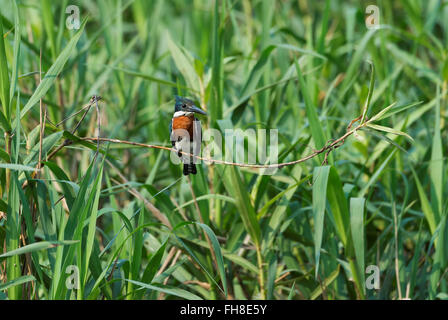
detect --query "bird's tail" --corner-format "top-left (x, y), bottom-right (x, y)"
top-left (183, 163), bottom-right (197, 175)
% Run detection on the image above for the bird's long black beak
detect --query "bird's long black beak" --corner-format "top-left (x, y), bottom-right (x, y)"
top-left (187, 105), bottom-right (207, 115)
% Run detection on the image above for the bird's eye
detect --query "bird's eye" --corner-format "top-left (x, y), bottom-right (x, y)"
top-left (182, 104), bottom-right (186, 108)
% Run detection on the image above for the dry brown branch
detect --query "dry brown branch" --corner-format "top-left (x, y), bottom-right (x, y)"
top-left (81, 117), bottom-right (367, 169)
top-left (155, 247), bottom-right (177, 278)
top-left (47, 96), bottom-right (101, 161)
top-left (158, 249), bottom-right (182, 300)
top-left (183, 280), bottom-right (211, 290)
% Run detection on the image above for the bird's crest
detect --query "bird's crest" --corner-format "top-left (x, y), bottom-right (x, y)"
top-left (175, 95), bottom-right (195, 111)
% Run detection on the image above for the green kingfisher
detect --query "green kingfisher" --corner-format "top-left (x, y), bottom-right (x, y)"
top-left (169, 96), bottom-right (207, 175)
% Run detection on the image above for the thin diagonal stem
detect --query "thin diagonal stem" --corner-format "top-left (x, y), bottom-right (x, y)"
top-left (81, 121), bottom-right (366, 169)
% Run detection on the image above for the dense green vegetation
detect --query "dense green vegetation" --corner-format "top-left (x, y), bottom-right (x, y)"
top-left (0, 0), bottom-right (447, 300)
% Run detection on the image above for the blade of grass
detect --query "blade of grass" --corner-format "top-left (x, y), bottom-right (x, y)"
top-left (125, 279), bottom-right (203, 300)
top-left (0, 16), bottom-right (10, 125)
top-left (20, 19), bottom-right (87, 119)
top-left (429, 86), bottom-right (443, 222)
top-left (295, 58), bottom-right (326, 151)
top-left (312, 165), bottom-right (331, 277)
top-left (195, 222), bottom-right (227, 297)
top-left (9, 0), bottom-right (20, 106)
top-left (0, 240), bottom-right (79, 259)
top-left (350, 197), bottom-right (366, 294)
top-left (411, 167), bottom-right (437, 235)
top-left (0, 275), bottom-right (35, 291)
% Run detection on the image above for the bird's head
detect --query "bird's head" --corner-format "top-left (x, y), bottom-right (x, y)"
top-left (174, 95), bottom-right (207, 115)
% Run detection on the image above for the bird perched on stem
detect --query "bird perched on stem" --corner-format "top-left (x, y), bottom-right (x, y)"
top-left (169, 96), bottom-right (207, 175)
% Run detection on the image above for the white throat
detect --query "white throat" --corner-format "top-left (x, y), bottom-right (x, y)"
top-left (173, 111), bottom-right (193, 118)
